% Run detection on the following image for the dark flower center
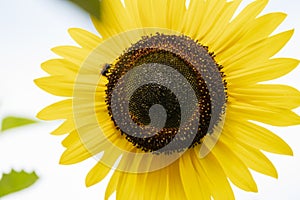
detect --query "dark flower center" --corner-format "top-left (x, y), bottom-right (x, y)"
top-left (104, 33), bottom-right (227, 153)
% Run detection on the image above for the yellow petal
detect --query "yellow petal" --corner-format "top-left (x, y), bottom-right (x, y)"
top-left (105, 171), bottom-right (120, 200)
top-left (124, 0), bottom-right (184, 32)
top-left (228, 101), bottom-right (300, 126)
top-left (179, 151), bottom-right (211, 199)
top-left (34, 76), bottom-right (74, 97)
top-left (139, 172), bottom-right (159, 200)
top-left (166, 0), bottom-right (186, 31)
top-left (220, 134), bottom-right (278, 178)
top-left (167, 161), bottom-right (187, 200)
top-left (114, 154), bottom-right (147, 200)
top-left (183, 0), bottom-right (205, 38)
top-left (240, 12), bottom-right (286, 44)
top-left (99, 140), bottom-right (128, 171)
top-left (136, 0), bottom-right (168, 28)
top-left (218, 12), bottom-right (287, 60)
top-left (196, 150), bottom-right (235, 200)
top-left (135, 173), bottom-right (148, 200)
top-left (201, 0), bottom-right (242, 46)
top-left (51, 118), bottom-right (74, 135)
top-left (195, 0), bottom-right (227, 41)
top-left (59, 134), bottom-right (91, 165)
top-left (123, 0), bottom-right (142, 28)
top-left (59, 140), bottom-right (92, 164)
top-left (60, 129), bottom-right (102, 164)
top-left (60, 121), bottom-right (121, 164)
top-left (92, 0), bottom-right (135, 39)
top-left (61, 130), bottom-right (79, 147)
top-left (211, 140), bottom-right (258, 192)
top-left (222, 30), bottom-right (294, 72)
top-left (229, 84), bottom-right (300, 109)
top-left (68, 28), bottom-right (102, 49)
top-left (51, 46), bottom-right (90, 66)
top-left (227, 58), bottom-right (299, 85)
top-left (142, 168), bottom-right (168, 200)
top-left (41, 59), bottom-right (79, 77)
top-left (223, 119), bottom-right (293, 155)
top-left (36, 99), bottom-right (72, 120)
top-left (85, 160), bottom-right (112, 187)
top-left (190, 160), bottom-right (212, 200)
top-left (115, 156), bottom-right (168, 200)
top-left (116, 173), bottom-right (139, 200)
top-left (212, 0), bottom-right (268, 53)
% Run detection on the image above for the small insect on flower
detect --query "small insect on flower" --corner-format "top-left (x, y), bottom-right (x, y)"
top-left (101, 63), bottom-right (111, 77)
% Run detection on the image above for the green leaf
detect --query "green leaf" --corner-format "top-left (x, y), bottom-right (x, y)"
top-left (68, 0), bottom-right (100, 19)
top-left (0, 170), bottom-right (39, 197)
top-left (1, 116), bottom-right (37, 132)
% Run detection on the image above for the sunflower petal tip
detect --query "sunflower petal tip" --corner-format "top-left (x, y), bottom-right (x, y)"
top-left (294, 115), bottom-right (300, 124)
top-left (50, 46), bottom-right (56, 51)
top-left (67, 28), bottom-right (76, 33)
top-left (287, 149), bottom-right (294, 156)
top-left (68, 28), bottom-right (81, 35)
top-left (34, 78), bottom-right (52, 93)
top-left (36, 111), bottom-right (44, 120)
top-left (85, 171), bottom-right (100, 188)
top-left (85, 178), bottom-right (93, 187)
top-left (85, 177), bottom-right (99, 189)
top-left (50, 129), bottom-right (63, 135)
top-left (40, 60), bottom-right (48, 69)
top-left (269, 167), bottom-right (279, 179)
top-left (59, 158), bottom-right (65, 165)
top-left (252, 184), bottom-right (259, 193)
top-left (280, 12), bottom-right (288, 17)
top-left (59, 150), bottom-right (74, 165)
top-left (51, 46), bottom-right (64, 54)
top-left (36, 106), bottom-right (53, 120)
top-left (295, 59), bottom-right (300, 65)
top-left (59, 155), bottom-right (69, 165)
top-left (104, 193), bottom-right (112, 200)
top-left (258, 0), bottom-right (269, 7)
top-left (286, 29), bottom-right (295, 37)
top-left (33, 78), bottom-right (41, 87)
top-left (280, 144), bottom-right (294, 156)
top-left (50, 46), bottom-right (60, 54)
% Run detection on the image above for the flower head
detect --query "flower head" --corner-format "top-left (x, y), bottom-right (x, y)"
top-left (35, 0), bottom-right (300, 199)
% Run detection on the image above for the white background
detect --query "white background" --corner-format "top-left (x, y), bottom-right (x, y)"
top-left (0, 0), bottom-right (299, 199)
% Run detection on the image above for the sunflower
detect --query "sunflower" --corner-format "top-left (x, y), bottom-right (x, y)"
top-left (35, 0), bottom-right (300, 199)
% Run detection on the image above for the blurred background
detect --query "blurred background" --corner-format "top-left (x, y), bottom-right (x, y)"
top-left (0, 0), bottom-right (299, 199)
